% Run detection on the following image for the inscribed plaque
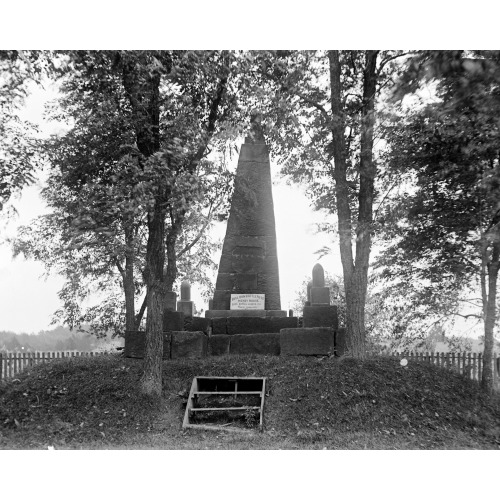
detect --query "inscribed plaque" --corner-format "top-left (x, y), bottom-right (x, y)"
top-left (230, 293), bottom-right (265, 310)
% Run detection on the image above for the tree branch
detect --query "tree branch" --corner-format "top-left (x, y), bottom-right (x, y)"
top-left (134, 293), bottom-right (147, 330)
top-left (377, 52), bottom-right (412, 76)
top-left (188, 52), bottom-right (229, 173)
top-left (176, 202), bottom-right (216, 260)
top-left (296, 92), bottom-right (330, 122)
top-left (113, 257), bottom-right (126, 279)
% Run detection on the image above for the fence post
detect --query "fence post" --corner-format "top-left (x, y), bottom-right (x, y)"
top-left (0, 352), bottom-right (2, 381)
top-left (478, 353), bottom-right (483, 383)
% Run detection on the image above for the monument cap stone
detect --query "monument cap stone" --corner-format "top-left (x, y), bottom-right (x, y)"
top-left (312, 263), bottom-right (325, 287)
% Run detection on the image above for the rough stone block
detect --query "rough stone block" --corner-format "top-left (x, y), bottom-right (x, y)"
top-left (335, 328), bottom-right (347, 356)
top-left (310, 287), bottom-right (330, 305)
top-left (227, 317), bottom-right (267, 335)
top-left (211, 317), bottom-right (227, 335)
top-left (227, 316), bottom-right (264, 335)
top-left (213, 289), bottom-right (231, 310)
top-left (163, 310), bottom-right (184, 332)
top-left (303, 305), bottom-right (338, 330)
top-left (269, 316), bottom-right (299, 332)
top-left (171, 331), bottom-right (208, 359)
top-left (208, 334), bottom-right (230, 356)
top-left (230, 333), bottom-right (280, 356)
top-left (124, 330), bottom-right (171, 359)
top-left (280, 327), bottom-right (335, 356)
top-left (184, 316), bottom-right (211, 334)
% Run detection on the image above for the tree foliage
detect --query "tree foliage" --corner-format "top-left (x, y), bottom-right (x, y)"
top-left (0, 50), bottom-right (49, 214)
top-left (375, 50), bottom-right (500, 393)
top-left (254, 50), bottom-right (406, 357)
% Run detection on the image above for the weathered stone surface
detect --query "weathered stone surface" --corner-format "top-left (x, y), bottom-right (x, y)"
top-left (209, 118), bottom-right (281, 311)
top-left (163, 310), bottom-right (184, 332)
top-left (184, 316), bottom-right (211, 333)
top-left (180, 281), bottom-right (191, 300)
top-left (226, 316), bottom-right (298, 335)
top-left (280, 327), bottom-right (335, 356)
top-left (164, 291), bottom-right (177, 312)
top-left (177, 300), bottom-right (194, 317)
top-left (303, 305), bottom-right (338, 329)
top-left (310, 287), bottom-right (330, 305)
top-left (227, 317), bottom-right (267, 335)
top-left (171, 331), bottom-right (208, 359)
top-left (208, 334), bottom-right (230, 356)
top-left (270, 316), bottom-right (299, 331)
top-left (230, 333), bottom-right (280, 356)
top-left (205, 309), bottom-right (286, 319)
top-left (211, 317), bottom-right (227, 335)
top-left (124, 330), bottom-right (171, 359)
top-left (335, 328), bottom-right (347, 356)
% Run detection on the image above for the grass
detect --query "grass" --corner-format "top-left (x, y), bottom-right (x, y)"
top-left (1, 352), bottom-right (499, 449)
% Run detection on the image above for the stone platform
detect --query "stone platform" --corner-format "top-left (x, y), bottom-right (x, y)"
top-left (125, 327), bottom-right (346, 359)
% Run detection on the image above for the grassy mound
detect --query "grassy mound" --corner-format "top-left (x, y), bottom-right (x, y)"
top-left (1, 353), bottom-right (499, 449)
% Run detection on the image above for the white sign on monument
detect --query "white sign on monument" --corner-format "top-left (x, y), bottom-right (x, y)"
top-left (230, 294), bottom-right (265, 310)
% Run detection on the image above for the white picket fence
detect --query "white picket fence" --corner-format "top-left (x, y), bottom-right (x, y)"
top-left (0, 351), bottom-right (110, 381)
top-left (390, 351), bottom-right (500, 390)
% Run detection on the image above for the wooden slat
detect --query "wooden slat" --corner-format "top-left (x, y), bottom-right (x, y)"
top-left (193, 391), bottom-right (263, 396)
top-left (189, 406), bottom-right (261, 413)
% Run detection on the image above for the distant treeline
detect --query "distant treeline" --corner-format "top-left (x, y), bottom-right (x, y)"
top-left (0, 326), bottom-right (114, 352)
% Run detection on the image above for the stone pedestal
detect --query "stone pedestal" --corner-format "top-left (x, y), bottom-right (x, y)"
top-left (177, 300), bottom-right (194, 318)
top-left (310, 287), bottom-right (331, 305)
top-left (303, 305), bottom-right (338, 329)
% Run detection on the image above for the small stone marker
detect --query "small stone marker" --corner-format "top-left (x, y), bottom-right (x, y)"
top-left (312, 263), bottom-right (325, 287)
top-left (230, 293), bottom-right (265, 310)
top-left (177, 280), bottom-right (195, 317)
top-left (309, 263), bottom-right (330, 306)
top-left (180, 280), bottom-right (191, 301)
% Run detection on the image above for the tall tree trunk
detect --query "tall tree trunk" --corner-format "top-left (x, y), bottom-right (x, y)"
top-left (122, 54), bottom-right (164, 396)
top-left (328, 50), bottom-right (378, 358)
top-left (123, 222), bottom-right (136, 332)
top-left (141, 200), bottom-right (167, 396)
top-left (481, 239), bottom-right (499, 393)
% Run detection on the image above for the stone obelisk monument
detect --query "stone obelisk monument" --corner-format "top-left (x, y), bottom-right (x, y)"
top-left (207, 115), bottom-right (285, 318)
